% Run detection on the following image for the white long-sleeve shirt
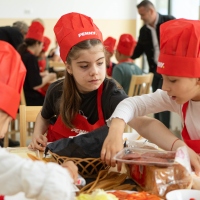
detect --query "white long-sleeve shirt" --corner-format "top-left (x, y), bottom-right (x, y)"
top-left (0, 149), bottom-right (75, 200)
top-left (107, 89), bottom-right (200, 140)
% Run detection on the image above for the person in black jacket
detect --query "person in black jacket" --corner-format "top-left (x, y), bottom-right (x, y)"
top-left (131, 0), bottom-right (175, 128)
top-left (0, 21), bottom-right (28, 50)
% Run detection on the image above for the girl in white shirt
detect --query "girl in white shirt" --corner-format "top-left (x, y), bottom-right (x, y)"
top-left (101, 18), bottom-right (200, 176)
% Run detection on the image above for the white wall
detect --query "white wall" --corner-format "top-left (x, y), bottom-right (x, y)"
top-left (0, 0), bottom-right (137, 20)
top-left (171, 0), bottom-right (199, 19)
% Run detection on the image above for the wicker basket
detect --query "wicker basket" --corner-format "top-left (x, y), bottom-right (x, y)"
top-left (49, 151), bottom-right (109, 178)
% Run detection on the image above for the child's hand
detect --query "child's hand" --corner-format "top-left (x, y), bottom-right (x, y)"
top-left (187, 147), bottom-right (200, 176)
top-left (28, 134), bottom-right (47, 151)
top-left (101, 133), bottom-right (124, 171)
top-left (101, 118), bottom-right (125, 171)
top-left (62, 161), bottom-right (78, 182)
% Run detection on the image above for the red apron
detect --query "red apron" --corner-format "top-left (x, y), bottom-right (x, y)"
top-left (107, 61), bottom-right (113, 77)
top-left (181, 101), bottom-right (200, 153)
top-left (47, 83), bottom-right (105, 142)
top-left (37, 59), bottom-right (49, 96)
top-left (38, 59), bottom-right (46, 72)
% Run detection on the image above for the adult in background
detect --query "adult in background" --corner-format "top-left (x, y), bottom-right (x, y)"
top-left (131, 0), bottom-right (175, 128)
top-left (0, 21), bottom-right (28, 49)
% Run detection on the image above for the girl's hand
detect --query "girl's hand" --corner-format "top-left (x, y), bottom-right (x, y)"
top-left (62, 161), bottom-right (78, 182)
top-left (187, 147), bottom-right (200, 176)
top-left (28, 134), bottom-right (47, 151)
top-left (101, 133), bottom-right (124, 171)
top-left (101, 118), bottom-right (125, 171)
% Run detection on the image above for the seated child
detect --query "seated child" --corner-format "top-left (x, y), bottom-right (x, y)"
top-left (112, 34), bottom-right (143, 94)
top-left (102, 19), bottom-right (200, 175)
top-left (103, 36), bottom-right (116, 76)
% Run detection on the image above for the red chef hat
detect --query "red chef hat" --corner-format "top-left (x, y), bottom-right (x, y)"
top-left (0, 41), bottom-right (26, 119)
top-left (103, 36), bottom-right (116, 54)
top-left (116, 34), bottom-right (137, 56)
top-left (26, 21), bottom-right (44, 42)
top-left (42, 36), bottom-right (51, 52)
top-left (54, 12), bottom-right (103, 62)
top-left (157, 18), bottom-right (200, 77)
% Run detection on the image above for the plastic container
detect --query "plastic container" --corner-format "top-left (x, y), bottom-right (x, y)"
top-left (114, 147), bottom-right (176, 167)
top-left (166, 189), bottom-right (200, 200)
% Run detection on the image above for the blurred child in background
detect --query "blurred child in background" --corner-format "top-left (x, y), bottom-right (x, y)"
top-left (112, 34), bottom-right (143, 94)
top-left (18, 21), bottom-right (56, 105)
top-left (103, 36), bottom-right (116, 77)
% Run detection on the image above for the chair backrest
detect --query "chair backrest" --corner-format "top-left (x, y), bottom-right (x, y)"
top-left (20, 89), bottom-right (26, 105)
top-left (128, 73), bottom-right (154, 97)
top-left (19, 105), bottom-right (42, 147)
top-left (49, 60), bottom-right (66, 70)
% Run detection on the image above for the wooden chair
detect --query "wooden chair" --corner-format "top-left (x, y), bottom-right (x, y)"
top-left (20, 89), bottom-right (26, 105)
top-left (19, 105), bottom-right (42, 147)
top-left (3, 89), bottom-right (26, 147)
top-left (128, 73), bottom-right (154, 97)
top-left (49, 60), bottom-right (65, 68)
top-left (49, 60), bottom-right (66, 77)
top-left (125, 73), bottom-right (154, 132)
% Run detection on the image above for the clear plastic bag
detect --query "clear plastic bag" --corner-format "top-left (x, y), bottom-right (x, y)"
top-left (114, 147), bottom-right (192, 198)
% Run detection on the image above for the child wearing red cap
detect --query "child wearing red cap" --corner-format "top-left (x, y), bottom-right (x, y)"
top-left (28, 12), bottom-right (176, 163)
top-left (102, 18), bottom-right (200, 175)
top-left (37, 36), bottom-right (54, 96)
top-left (0, 41), bottom-right (78, 200)
top-left (18, 21), bottom-right (56, 105)
top-left (38, 36), bottom-right (51, 73)
top-left (112, 34), bottom-right (143, 94)
top-left (103, 36), bottom-right (116, 76)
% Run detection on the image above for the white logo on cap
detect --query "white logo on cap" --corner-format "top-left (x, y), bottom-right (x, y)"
top-left (78, 32), bottom-right (96, 37)
top-left (157, 62), bottom-right (165, 68)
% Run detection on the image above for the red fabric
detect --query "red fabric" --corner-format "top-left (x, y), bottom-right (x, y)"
top-left (103, 37), bottom-right (116, 54)
top-left (42, 36), bottom-right (51, 52)
top-left (37, 83), bottom-right (50, 97)
top-left (54, 12), bottom-right (103, 62)
top-left (26, 21), bottom-right (44, 42)
top-left (181, 102), bottom-right (200, 153)
top-left (0, 41), bottom-right (26, 119)
top-left (47, 83), bottom-right (105, 142)
top-left (106, 62), bottom-right (113, 77)
top-left (116, 34), bottom-right (137, 56)
top-left (157, 19), bottom-right (200, 77)
top-left (0, 195), bottom-right (4, 200)
top-left (38, 59), bottom-right (46, 72)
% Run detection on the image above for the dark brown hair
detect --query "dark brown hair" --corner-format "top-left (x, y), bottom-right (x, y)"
top-left (60, 39), bottom-right (105, 128)
top-left (137, 0), bottom-right (155, 9)
top-left (17, 38), bottom-right (42, 55)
